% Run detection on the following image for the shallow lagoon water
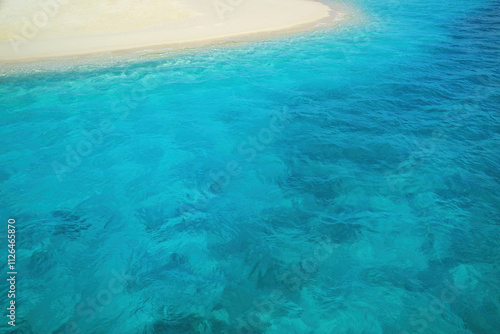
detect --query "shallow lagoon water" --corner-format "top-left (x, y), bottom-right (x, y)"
top-left (0, 0), bottom-right (499, 333)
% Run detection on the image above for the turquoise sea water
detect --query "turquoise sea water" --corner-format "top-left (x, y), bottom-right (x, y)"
top-left (1, 0), bottom-right (499, 333)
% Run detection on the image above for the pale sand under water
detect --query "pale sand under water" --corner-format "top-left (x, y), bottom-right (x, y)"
top-left (0, 0), bottom-right (345, 63)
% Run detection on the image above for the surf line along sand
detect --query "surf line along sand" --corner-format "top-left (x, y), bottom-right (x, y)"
top-left (0, 0), bottom-right (337, 62)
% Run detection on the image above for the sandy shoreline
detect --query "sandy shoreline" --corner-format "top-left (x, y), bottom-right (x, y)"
top-left (0, 0), bottom-right (344, 63)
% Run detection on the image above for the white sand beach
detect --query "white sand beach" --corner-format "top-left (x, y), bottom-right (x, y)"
top-left (0, 0), bottom-right (341, 62)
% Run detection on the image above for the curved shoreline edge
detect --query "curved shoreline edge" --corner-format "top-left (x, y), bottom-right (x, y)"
top-left (0, 0), bottom-right (345, 64)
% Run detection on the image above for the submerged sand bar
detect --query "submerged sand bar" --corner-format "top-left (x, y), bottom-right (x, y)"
top-left (0, 0), bottom-right (335, 62)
